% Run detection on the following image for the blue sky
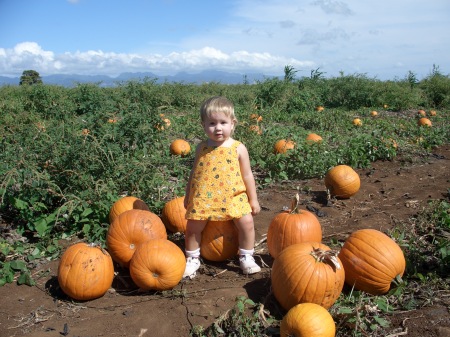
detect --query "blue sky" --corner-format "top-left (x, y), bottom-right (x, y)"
top-left (1, 0), bottom-right (449, 80)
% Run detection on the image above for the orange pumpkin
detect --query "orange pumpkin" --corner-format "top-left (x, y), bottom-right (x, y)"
top-left (418, 117), bottom-right (432, 127)
top-left (271, 242), bottom-right (345, 311)
top-left (109, 196), bottom-right (150, 224)
top-left (200, 220), bottom-right (238, 262)
top-left (161, 196), bottom-right (187, 233)
top-left (249, 125), bottom-right (263, 135)
top-left (129, 239), bottom-right (186, 291)
top-left (417, 109), bottom-right (426, 116)
top-left (315, 106), bottom-right (325, 112)
top-left (250, 113), bottom-right (262, 122)
top-left (325, 165), bottom-right (360, 199)
top-left (352, 118), bottom-right (362, 126)
top-left (170, 139), bottom-right (191, 156)
top-left (267, 193), bottom-right (322, 258)
top-left (106, 209), bottom-right (167, 267)
top-left (274, 139), bottom-right (295, 154)
top-left (58, 242), bottom-right (114, 301)
top-left (429, 110), bottom-right (437, 116)
top-left (338, 229), bottom-right (406, 295)
top-left (280, 303), bottom-right (336, 337)
top-left (370, 110), bottom-right (378, 117)
top-left (305, 133), bottom-right (323, 144)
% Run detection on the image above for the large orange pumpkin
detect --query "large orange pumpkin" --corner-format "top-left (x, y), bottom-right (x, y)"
top-left (280, 303), bottom-right (336, 337)
top-left (271, 242), bottom-right (345, 311)
top-left (274, 139), bottom-right (295, 154)
top-left (58, 242), bottom-right (114, 301)
top-left (338, 228), bottom-right (406, 295)
top-left (325, 165), bottom-right (360, 199)
top-left (200, 220), bottom-right (239, 261)
top-left (267, 193), bottom-right (322, 258)
top-left (109, 196), bottom-right (149, 224)
top-left (106, 209), bottom-right (167, 267)
top-left (161, 196), bottom-right (187, 233)
top-left (129, 239), bottom-right (186, 291)
top-left (170, 139), bottom-right (191, 156)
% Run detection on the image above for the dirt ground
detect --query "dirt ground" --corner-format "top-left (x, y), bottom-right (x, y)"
top-left (1, 145), bottom-right (449, 337)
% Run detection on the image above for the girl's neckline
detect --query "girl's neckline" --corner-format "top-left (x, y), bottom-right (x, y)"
top-left (206, 138), bottom-right (236, 148)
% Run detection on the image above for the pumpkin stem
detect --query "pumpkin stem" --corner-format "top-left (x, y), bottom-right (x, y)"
top-left (290, 192), bottom-right (301, 214)
top-left (311, 247), bottom-right (341, 271)
top-left (87, 242), bottom-right (110, 255)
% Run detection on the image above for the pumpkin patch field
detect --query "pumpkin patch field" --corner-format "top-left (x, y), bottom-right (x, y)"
top-left (0, 73), bottom-right (449, 336)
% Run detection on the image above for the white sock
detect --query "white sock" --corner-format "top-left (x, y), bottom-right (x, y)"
top-left (186, 248), bottom-right (200, 258)
top-left (239, 248), bottom-right (254, 256)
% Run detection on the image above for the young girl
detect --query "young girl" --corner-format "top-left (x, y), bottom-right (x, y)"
top-left (183, 96), bottom-right (261, 279)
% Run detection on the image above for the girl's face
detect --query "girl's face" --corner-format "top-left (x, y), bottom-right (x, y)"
top-left (202, 112), bottom-right (235, 145)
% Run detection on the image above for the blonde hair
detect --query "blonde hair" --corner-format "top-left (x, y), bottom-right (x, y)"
top-left (200, 96), bottom-right (238, 124)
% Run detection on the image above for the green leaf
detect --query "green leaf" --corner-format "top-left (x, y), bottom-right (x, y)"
top-left (81, 207), bottom-right (94, 217)
top-left (13, 198), bottom-right (29, 210)
top-left (10, 260), bottom-right (27, 271)
top-left (373, 315), bottom-right (390, 327)
top-left (338, 307), bottom-right (353, 314)
top-left (17, 272), bottom-right (35, 286)
top-left (34, 218), bottom-right (49, 237)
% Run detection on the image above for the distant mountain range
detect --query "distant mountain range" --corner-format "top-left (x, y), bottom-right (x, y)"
top-left (0, 70), bottom-right (274, 87)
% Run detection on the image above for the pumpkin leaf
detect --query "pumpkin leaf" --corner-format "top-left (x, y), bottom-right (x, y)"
top-left (17, 272), bottom-right (35, 286)
top-left (373, 315), bottom-right (390, 328)
top-left (10, 260), bottom-right (27, 271)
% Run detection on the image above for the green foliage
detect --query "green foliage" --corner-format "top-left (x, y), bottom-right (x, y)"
top-left (419, 65), bottom-right (450, 108)
top-left (190, 296), bottom-right (275, 337)
top-left (0, 71), bottom-right (449, 288)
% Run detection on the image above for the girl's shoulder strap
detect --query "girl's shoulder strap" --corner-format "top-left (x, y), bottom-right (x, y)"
top-left (232, 140), bottom-right (241, 148)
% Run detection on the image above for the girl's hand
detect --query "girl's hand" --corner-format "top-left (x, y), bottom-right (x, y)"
top-left (250, 200), bottom-right (261, 216)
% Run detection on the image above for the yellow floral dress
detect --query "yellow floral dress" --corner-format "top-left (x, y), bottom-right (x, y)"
top-left (185, 140), bottom-right (251, 220)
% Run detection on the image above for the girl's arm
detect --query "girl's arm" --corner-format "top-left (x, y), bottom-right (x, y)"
top-left (184, 143), bottom-right (203, 209)
top-left (237, 143), bottom-right (261, 215)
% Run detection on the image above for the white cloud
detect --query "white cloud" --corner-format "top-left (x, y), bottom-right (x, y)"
top-left (0, 43), bottom-right (313, 77)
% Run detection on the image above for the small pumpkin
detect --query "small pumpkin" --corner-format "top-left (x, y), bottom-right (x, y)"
top-left (417, 109), bottom-right (426, 116)
top-left (271, 242), bottom-right (345, 311)
top-left (315, 106), bottom-right (325, 112)
top-left (250, 113), bottom-right (263, 122)
top-left (109, 196), bottom-right (150, 224)
top-left (383, 104), bottom-right (389, 109)
top-left (325, 165), bottom-right (360, 199)
top-left (352, 118), bottom-right (362, 126)
top-left (161, 196), bottom-right (187, 233)
top-left (280, 303), bottom-right (336, 337)
top-left (267, 193), bottom-right (322, 258)
top-left (249, 125), bottom-right (263, 135)
top-left (200, 220), bottom-right (239, 262)
top-left (338, 228), bottom-right (406, 295)
top-left (81, 128), bottom-right (90, 135)
top-left (370, 110), bottom-right (378, 117)
top-left (170, 139), bottom-right (191, 156)
top-left (305, 133), bottom-right (323, 144)
top-left (106, 209), bottom-right (167, 267)
top-left (129, 239), bottom-right (186, 291)
top-left (429, 110), bottom-right (437, 116)
top-left (274, 139), bottom-right (295, 154)
top-left (418, 117), bottom-right (432, 127)
top-left (58, 242), bottom-right (114, 301)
